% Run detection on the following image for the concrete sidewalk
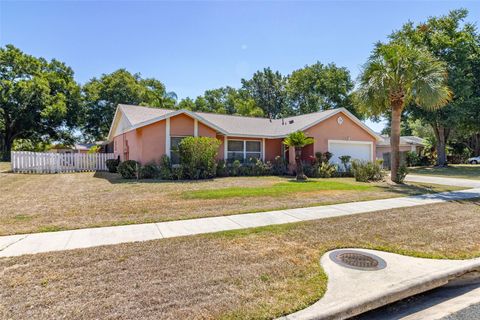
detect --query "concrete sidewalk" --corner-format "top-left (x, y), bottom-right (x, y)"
top-left (1, 175), bottom-right (480, 257)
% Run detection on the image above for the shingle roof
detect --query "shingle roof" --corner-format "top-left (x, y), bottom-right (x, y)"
top-left (113, 104), bottom-right (380, 140)
top-left (377, 135), bottom-right (425, 146)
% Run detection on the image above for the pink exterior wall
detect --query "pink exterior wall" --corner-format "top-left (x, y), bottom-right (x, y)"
top-left (140, 120), bottom-right (166, 163)
top-left (199, 122), bottom-right (217, 138)
top-left (265, 138), bottom-right (283, 161)
top-left (305, 112), bottom-right (377, 159)
top-left (170, 114), bottom-right (194, 136)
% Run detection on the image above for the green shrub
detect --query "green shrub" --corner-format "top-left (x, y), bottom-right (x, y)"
top-left (117, 160), bottom-right (139, 179)
top-left (323, 151), bottom-right (333, 163)
top-left (351, 160), bottom-right (385, 182)
top-left (251, 158), bottom-right (272, 176)
top-left (171, 166), bottom-right (184, 180)
top-left (139, 163), bottom-right (160, 179)
top-left (178, 137), bottom-right (221, 179)
top-left (318, 162), bottom-right (337, 178)
top-left (396, 164), bottom-right (409, 183)
top-left (230, 160), bottom-right (242, 176)
top-left (159, 155), bottom-right (173, 180)
top-left (406, 151), bottom-right (421, 167)
top-left (272, 156), bottom-right (288, 175)
top-left (105, 158), bottom-right (120, 173)
top-left (216, 160), bottom-right (229, 177)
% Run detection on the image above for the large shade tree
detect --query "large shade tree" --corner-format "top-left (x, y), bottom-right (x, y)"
top-left (287, 62), bottom-right (356, 115)
top-left (241, 68), bottom-right (290, 118)
top-left (82, 69), bottom-right (176, 140)
top-left (390, 9), bottom-right (480, 165)
top-left (0, 45), bottom-right (81, 160)
top-left (356, 42), bottom-right (451, 182)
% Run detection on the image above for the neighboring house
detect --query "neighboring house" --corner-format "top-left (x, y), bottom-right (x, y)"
top-left (107, 104), bottom-right (381, 168)
top-left (376, 135), bottom-right (425, 168)
top-left (48, 142), bottom-right (106, 154)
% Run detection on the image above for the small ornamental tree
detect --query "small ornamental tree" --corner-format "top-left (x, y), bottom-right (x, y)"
top-left (283, 131), bottom-right (314, 181)
top-left (178, 137), bottom-right (221, 179)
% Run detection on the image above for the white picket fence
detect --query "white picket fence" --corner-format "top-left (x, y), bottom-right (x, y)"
top-left (11, 151), bottom-right (116, 173)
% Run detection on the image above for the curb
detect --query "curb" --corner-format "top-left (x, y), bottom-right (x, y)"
top-left (281, 249), bottom-right (480, 320)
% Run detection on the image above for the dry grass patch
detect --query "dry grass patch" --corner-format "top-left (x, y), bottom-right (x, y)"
top-left (0, 171), bottom-right (462, 235)
top-left (1, 200), bottom-right (480, 319)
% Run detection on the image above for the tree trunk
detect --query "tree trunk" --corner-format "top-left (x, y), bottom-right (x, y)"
top-left (295, 147), bottom-right (307, 181)
top-left (475, 133), bottom-right (480, 156)
top-left (433, 125), bottom-right (449, 167)
top-left (390, 105), bottom-right (402, 183)
top-left (2, 134), bottom-right (12, 162)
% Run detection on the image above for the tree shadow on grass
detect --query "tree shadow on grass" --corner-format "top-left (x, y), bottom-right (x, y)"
top-left (376, 182), bottom-right (459, 197)
top-left (92, 171), bottom-right (214, 185)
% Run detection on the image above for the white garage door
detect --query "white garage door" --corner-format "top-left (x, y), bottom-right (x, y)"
top-left (328, 140), bottom-right (372, 165)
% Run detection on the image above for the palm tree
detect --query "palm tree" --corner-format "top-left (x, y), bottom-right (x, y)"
top-left (356, 43), bottom-right (451, 183)
top-left (283, 131), bottom-right (314, 181)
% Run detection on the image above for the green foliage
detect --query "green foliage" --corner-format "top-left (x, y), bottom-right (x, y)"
top-left (272, 156), bottom-right (288, 176)
top-left (351, 160), bottom-right (385, 182)
top-left (11, 139), bottom-right (50, 152)
top-left (0, 44), bottom-right (82, 160)
top-left (87, 145), bottom-right (101, 153)
top-left (82, 69), bottom-right (176, 140)
top-left (283, 131), bottom-right (314, 149)
top-left (396, 164), bottom-right (409, 183)
top-left (178, 137), bottom-right (221, 179)
top-left (405, 151), bottom-right (421, 167)
top-left (117, 160), bottom-right (139, 179)
top-left (230, 160), bottom-right (242, 177)
top-left (105, 158), bottom-right (120, 173)
top-left (216, 160), bottom-right (229, 177)
top-left (339, 155), bottom-right (352, 171)
top-left (318, 162), bottom-right (337, 178)
top-left (139, 163), bottom-right (160, 179)
top-left (241, 68), bottom-right (289, 118)
top-left (287, 62), bottom-right (356, 115)
top-left (159, 155), bottom-right (173, 180)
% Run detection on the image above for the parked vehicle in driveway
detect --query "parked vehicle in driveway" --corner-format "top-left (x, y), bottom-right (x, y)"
top-left (468, 156), bottom-right (480, 164)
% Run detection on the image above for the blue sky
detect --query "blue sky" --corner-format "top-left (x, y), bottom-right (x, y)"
top-left (1, 1), bottom-right (478, 132)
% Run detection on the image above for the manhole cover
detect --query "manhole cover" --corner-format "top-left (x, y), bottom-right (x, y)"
top-left (329, 250), bottom-right (386, 271)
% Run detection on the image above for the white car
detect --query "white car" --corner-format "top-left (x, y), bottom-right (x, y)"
top-left (468, 156), bottom-right (480, 164)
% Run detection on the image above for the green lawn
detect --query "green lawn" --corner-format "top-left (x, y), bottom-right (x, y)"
top-left (184, 179), bottom-right (374, 199)
top-left (410, 164), bottom-right (480, 180)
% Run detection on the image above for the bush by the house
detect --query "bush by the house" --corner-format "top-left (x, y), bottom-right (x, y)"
top-left (105, 158), bottom-right (120, 173)
top-left (216, 160), bottom-right (229, 177)
top-left (158, 155), bottom-right (173, 180)
top-left (228, 160), bottom-right (241, 176)
top-left (179, 137), bottom-right (221, 179)
top-left (318, 162), bottom-right (337, 178)
top-left (351, 160), bottom-right (385, 182)
top-left (117, 160), bottom-right (140, 179)
top-left (406, 151), bottom-right (421, 167)
top-left (272, 156), bottom-right (288, 176)
top-left (139, 162), bottom-right (160, 179)
top-left (396, 164), bottom-right (409, 183)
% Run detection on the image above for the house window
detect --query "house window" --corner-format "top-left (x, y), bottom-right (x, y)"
top-left (171, 136), bottom-right (189, 164)
top-left (227, 140), bottom-right (262, 163)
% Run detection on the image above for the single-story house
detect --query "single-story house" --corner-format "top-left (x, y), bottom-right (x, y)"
top-left (376, 135), bottom-right (425, 168)
top-left (108, 104), bottom-right (382, 168)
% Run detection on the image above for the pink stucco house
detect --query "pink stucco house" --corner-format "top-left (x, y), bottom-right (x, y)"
top-left (107, 104), bottom-right (382, 166)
